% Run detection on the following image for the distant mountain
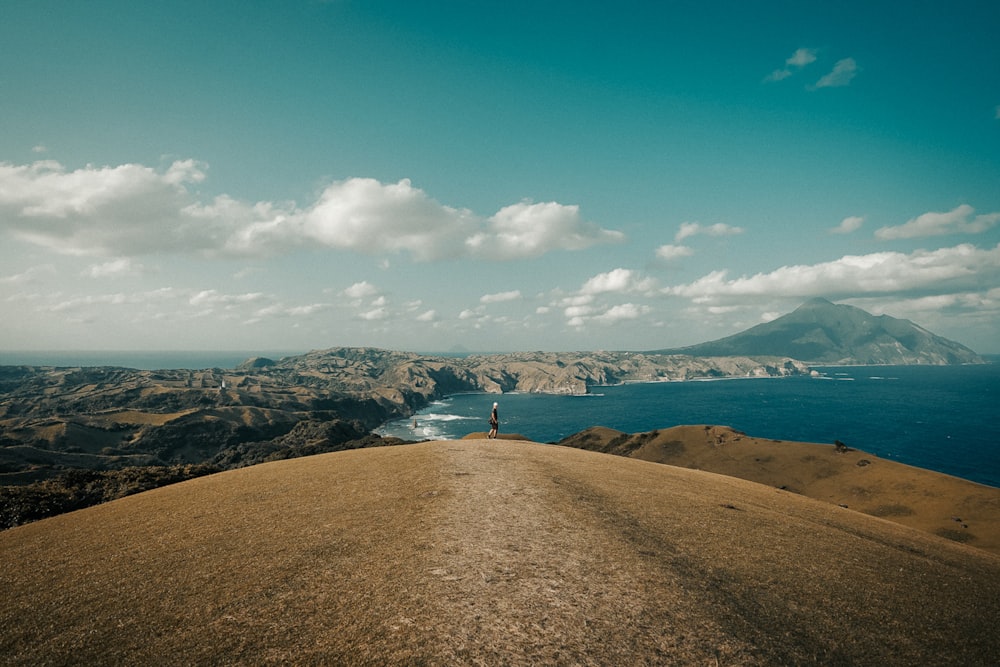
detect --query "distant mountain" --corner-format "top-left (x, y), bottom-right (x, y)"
top-left (655, 298), bottom-right (984, 365)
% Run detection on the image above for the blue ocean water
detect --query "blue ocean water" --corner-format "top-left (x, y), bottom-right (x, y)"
top-left (379, 363), bottom-right (1000, 489)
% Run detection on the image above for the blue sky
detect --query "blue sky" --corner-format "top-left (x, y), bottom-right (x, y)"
top-left (2, 0), bottom-right (999, 354)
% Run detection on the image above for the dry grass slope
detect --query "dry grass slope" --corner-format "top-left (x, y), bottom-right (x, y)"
top-left (558, 425), bottom-right (1000, 555)
top-left (3, 440), bottom-right (999, 665)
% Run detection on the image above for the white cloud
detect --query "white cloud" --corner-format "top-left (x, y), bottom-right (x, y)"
top-left (592, 303), bottom-right (650, 324)
top-left (343, 281), bottom-right (380, 300)
top-left (286, 303), bottom-right (329, 317)
top-left (416, 309), bottom-right (437, 322)
top-left (31, 145), bottom-right (47, 154)
top-left (787, 48), bottom-right (818, 67)
top-left (0, 159), bottom-right (623, 262)
top-left (814, 58), bottom-right (858, 88)
top-left (564, 303), bottom-right (595, 319)
top-left (765, 47), bottom-right (817, 82)
top-left (875, 204), bottom-right (1000, 240)
top-left (664, 243), bottom-right (1000, 301)
top-left (189, 289), bottom-right (266, 308)
top-left (580, 268), bottom-right (656, 295)
top-left (296, 178), bottom-right (475, 261)
top-left (467, 201), bottom-right (624, 260)
top-left (0, 159), bottom-right (211, 256)
top-left (480, 290), bottom-right (522, 304)
top-left (83, 258), bottom-right (143, 278)
top-left (675, 222), bottom-right (743, 243)
top-left (830, 215), bottom-right (864, 234)
top-left (655, 244), bottom-right (694, 261)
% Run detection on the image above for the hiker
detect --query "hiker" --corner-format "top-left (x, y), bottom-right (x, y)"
top-left (488, 402), bottom-right (499, 439)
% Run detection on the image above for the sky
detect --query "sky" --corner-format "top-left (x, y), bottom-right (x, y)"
top-left (1, 0), bottom-right (999, 355)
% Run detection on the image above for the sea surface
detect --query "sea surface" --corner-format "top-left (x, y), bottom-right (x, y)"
top-left (379, 363), bottom-right (1000, 489)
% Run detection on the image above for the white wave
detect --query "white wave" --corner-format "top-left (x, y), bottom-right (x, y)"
top-left (418, 412), bottom-right (478, 422)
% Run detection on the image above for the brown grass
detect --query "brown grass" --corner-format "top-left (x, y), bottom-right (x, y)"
top-left (560, 425), bottom-right (1000, 555)
top-left (2, 440), bottom-right (999, 665)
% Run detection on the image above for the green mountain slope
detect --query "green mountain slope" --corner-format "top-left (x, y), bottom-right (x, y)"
top-left (656, 298), bottom-right (984, 364)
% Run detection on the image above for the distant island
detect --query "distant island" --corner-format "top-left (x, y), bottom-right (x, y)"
top-left (654, 297), bottom-right (984, 364)
top-left (0, 299), bottom-right (986, 528)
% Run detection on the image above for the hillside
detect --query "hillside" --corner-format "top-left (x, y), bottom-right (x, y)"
top-left (656, 298), bottom-right (984, 364)
top-left (2, 441), bottom-right (998, 665)
top-left (557, 425), bottom-right (1000, 554)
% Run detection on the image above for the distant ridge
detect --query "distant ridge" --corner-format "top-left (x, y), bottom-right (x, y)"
top-left (654, 298), bottom-right (984, 364)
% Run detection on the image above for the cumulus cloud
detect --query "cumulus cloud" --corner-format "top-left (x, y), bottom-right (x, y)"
top-left (664, 243), bottom-right (1000, 302)
top-left (655, 244), bottom-right (694, 261)
top-left (0, 159), bottom-right (622, 262)
top-left (480, 290), bottom-right (522, 304)
top-left (580, 268), bottom-right (657, 295)
top-left (555, 269), bottom-right (658, 328)
top-left (674, 222), bottom-right (744, 243)
top-left (814, 58), bottom-right (858, 88)
top-left (875, 204), bottom-right (1000, 240)
top-left (359, 307), bottom-right (388, 321)
top-left (830, 215), bottom-right (864, 234)
top-left (765, 47), bottom-right (818, 82)
top-left (294, 178), bottom-right (475, 261)
top-left (343, 281), bottom-right (380, 300)
top-left (592, 303), bottom-right (650, 324)
top-left (0, 159), bottom-right (211, 256)
top-left (467, 201), bottom-right (624, 260)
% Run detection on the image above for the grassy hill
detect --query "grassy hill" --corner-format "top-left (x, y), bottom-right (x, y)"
top-left (3, 440), bottom-right (999, 665)
top-left (557, 424), bottom-right (1000, 555)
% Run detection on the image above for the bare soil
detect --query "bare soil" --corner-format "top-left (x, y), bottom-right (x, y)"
top-left (3, 440), bottom-right (999, 665)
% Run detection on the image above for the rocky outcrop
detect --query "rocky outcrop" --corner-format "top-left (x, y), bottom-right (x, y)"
top-left (0, 349), bottom-right (810, 487)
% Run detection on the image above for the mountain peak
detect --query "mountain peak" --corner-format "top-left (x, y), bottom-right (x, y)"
top-left (656, 300), bottom-right (983, 365)
top-left (798, 296), bottom-right (836, 309)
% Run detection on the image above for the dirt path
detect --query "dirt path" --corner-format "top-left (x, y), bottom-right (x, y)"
top-left (415, 441), bottom-right (751, 665)
top-left (3, 439), bottom-right (999, 665)
top-left (376, 441), bottom-right (1000, 665)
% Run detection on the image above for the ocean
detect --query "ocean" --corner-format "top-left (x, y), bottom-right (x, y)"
top-left (378, 362), bottom-right (1000, 489)
top-left (3, 351), bottom-right (997, 489)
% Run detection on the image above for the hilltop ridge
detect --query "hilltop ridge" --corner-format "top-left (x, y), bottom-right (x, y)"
top-left (3, 440), bottom-right (998, 665)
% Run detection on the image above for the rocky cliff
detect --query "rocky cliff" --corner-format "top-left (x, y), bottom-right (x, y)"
top-left (0, 350), bottom-right (808, 495)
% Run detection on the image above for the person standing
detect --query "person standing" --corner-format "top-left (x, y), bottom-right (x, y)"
top-left (488, 402), bottom-right (499, 439)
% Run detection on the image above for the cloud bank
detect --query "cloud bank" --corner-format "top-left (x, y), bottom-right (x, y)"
top-left (664, 244), bottom-right (1000, 302)
top-left (0, 159), bottom-right (623, 262)
top-left (875, 205), bottom-right (1000, 240)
